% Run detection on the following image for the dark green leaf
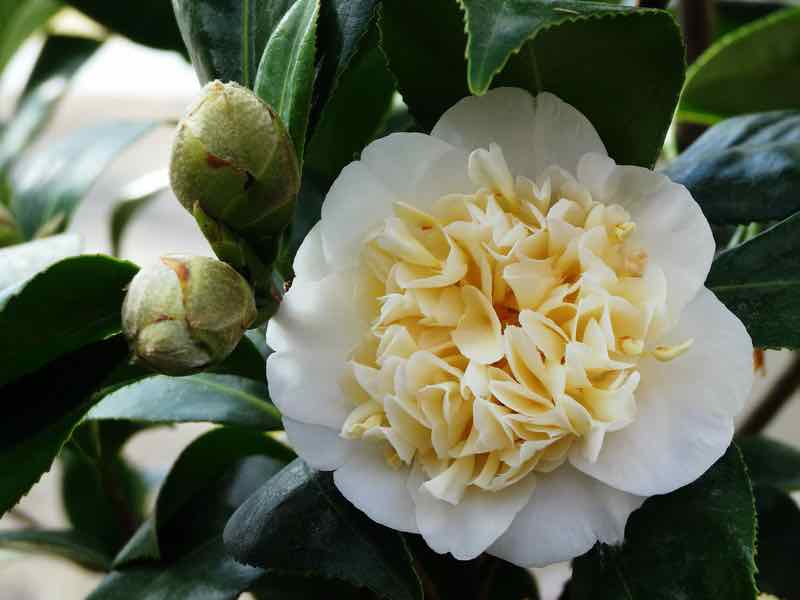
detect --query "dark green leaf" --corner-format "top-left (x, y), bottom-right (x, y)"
top-left (714, 0), bottom-right (789, 39)
top-left (171, 0), bottom-right (296, 86)
top-left (0, 529), bottom-right (112, 572)
top-left (570, 445), bottom-right (757, 600)
top-left (0, 233), bottom-right (81, 294)
top-left (708, 211), bottom-right (800, 349)
top-left (250, 574), bottom-right (378, 599)
top-left (381, 0), bottom-right (684, 167)
top-left (0, 336), bottom-right (131, 516)
top-left (88, 373), bottom-right (280, 430)
top-left (739, 436), bottom-right (800, 491)
top-left (224, 459), bottom-right (422, 600)
top-left (0, 255), bottom-right (138, 386)
top-left (0, 0), bottom-right (60, 76)
top-left (109, 170), bottom-right (168, 257)
top-left (664, 111), bottom-right (800, 225)
top-left (66, 0), bottom-right (184, 53)
top-left (753, 485), bottom-right (800, 599)
top-left (0, 35), bottom-right (102, 174)
top-left (89, 537), bottom-right (264, 600)
top-left (11, 120), bottom-right (159, 239)
top-left (254, 0), bottom-right (319, 160)
top-left (680, 7), bottom-right (800, 124)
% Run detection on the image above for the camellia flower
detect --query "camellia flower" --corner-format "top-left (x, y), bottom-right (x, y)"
top-left (266, 88), bottom-right (753, 566)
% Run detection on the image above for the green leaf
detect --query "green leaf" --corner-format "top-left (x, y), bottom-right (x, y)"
top-left (664, 111), bottom-right (800, 225)
top-left (66, 0), bottom-right (184, 53)
top-left (680, 7), bottom-right (800, 124)
top-left (0, 336), bottom-right (131, 516)
top-left (224, 459), bottom-right (423, 600)
top-left (0, 254), bottom-right (138, 386)
top-left (11, 120), bottom-right (159, 239)
top-left (753, 485), bottom-right (800, 599)
top-left (707, 211), bottom-right (800, 349)
top-left (109, 170), bottom-right (168, 257)
top-left (250, 575), bottom-right (379, 599)
top-left (171, 0), bottom-right (296, 87)
top-left (254, 0), bottom-right (319, 160)
top-left (570, 445), bottom-right (757, 600)
top-left (0, 233), bottom-right (81, 294)
top-left (0, 529), bottom-right (112, 572)
top-left (89, 537), bottom-right (264, 600)
top-left (0, 34), bottom-right (102, 174)
top-left (738, 436), bottom-right (800, 491)
top-left (381, 0), bottom-right (684, 167)
top-left (88, 373), bottom-right (281, 430)
top-left (0, 0), bottom-right (60, 76)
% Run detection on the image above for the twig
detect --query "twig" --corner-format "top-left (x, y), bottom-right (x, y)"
top-left (738, 354), bottom-right (800, 437)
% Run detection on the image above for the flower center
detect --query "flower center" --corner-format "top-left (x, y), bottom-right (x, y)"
top-left (341, 144), bottom-right (691, 504)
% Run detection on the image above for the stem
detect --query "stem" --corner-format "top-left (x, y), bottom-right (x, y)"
top-left (738, 354), bottom-right (800, 437)
top-left (676, 0), bottom-right (714, 150)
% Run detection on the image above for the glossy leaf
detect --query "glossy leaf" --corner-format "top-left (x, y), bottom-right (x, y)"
top-left (0, 0), bottom-right (60, 76)
top-left (753, 485), bottom-right (800, 599)
top-left (224, 459), bottom-right (423, 600)
top-left (0, 233), bottom-right (81, 296)
top-left (0, 336), bottom-right (131, 516)
top-left (254, 0), bottom-right (319, 160)
top-left (381, 0), bottom-right (684, 167)
top-left (739, 436), bottom-right (800, 491)
top-left (664, 111), bottom-right (800, 225)
top-left (0, 35), bottom-right (102, 174)
top-left (708, 211), bottom-right (800, 349)
top-left (680, 7), bottom-right (800, 124)
top-left (570, 445), bottom-right (757, 600)
top-left (0, 255), bottom-right (137, 386)
top-left (250, 575), bottom-right (379, 599)
top-left (109, 170), bottom-right (168, 257)
top-left (171, 0), bottom-right (296, 86)
top-left (0, 529), bottom-right (112, 572)
top-left (11, 120), bottom-right (159, 239)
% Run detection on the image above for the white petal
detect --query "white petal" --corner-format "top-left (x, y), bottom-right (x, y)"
top-left (409, 466), bottom-right (537, 560)
top-left (489, 465), bottom-right (644, 567)
top-left (578, 153), bottom-right (715, 325)
top-left (266, 270), bottom-right (367, 429)
top-left (283, 417), bottom-right (355, 470)
top-left (571, 287), bottom-right (753, 496)
top-left (432, 88), bottom-right (606, 180)
top-left (292, 222), bottom-right (329, 283)
top-left (320, 133), bottom-right (461, 269)
top-left (334, 443), bottom-right (419, 533)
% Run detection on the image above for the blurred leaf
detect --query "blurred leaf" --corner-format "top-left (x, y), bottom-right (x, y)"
top-left (0, 232), bottom-right (81, 295)
top-left (753, 485), bottom-right (800, 599)
top-left (664, 111), bottom-right (800, 225)
top-left (0, 336), bottom-right (130, 516)
top-left (224, 459), bottom-right (422, 600)
top-left (250, 575), bottom-right (379, 599)
top-left (739, 436), bottom-right (800, 491)
top-left (0, 34), bottom-right (102, 174)
top-left (172, 0), bottom-right (296, 86)
top-left (0, 255), bottom-right (137, 386)
top-left (680, 7), bottom-right (800, 124)
top-left (570, 445), bottom-right (757, 600)
top-left (714, 0), bottom-right (790, 38)
top-left (109, 170), bottom-right (168, 257)
top-left (381, 0), bottom-right (684, 168)
top-left (0, 529), bottom-right (112, 572)
top-left (254, 0), bottom-right (319, 160)
top-left (708, 211), bottom-right (800, 349)
top-left (0, 0), bottom-right (60, 76)
top-left (66, 0), bottom-right (184, 53)
top-left (11, 120), bottom-right (159, 239)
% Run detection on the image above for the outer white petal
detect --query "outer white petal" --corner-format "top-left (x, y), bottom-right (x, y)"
top-left (489, 466), bottom-right (644, 567)
top-left (409, 467), bottom-right (537, 560)
top-left (578, 152), bottom-right (715, 324)
top-left (320, 133), bottom-right (462, 269)
top-left (432, 88), bottom-right (606, 179)
top-left (266, 269), bottom-right (367, 429)
top-left (334, 443), bottom-right (419, 533)
top-left (283, 417), bottom-right (355, 471)
top-left (571, 287), bottom-right (753, 496)
top-left (292, 222), bottom-right (329, 283)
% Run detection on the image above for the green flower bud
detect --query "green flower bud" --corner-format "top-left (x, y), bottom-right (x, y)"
top-left (170, 81), bottom-right (300, 265)
top-left (0, 204), bottom-right (23, 248)
top-left (122, 255), bottom-right (257, 375)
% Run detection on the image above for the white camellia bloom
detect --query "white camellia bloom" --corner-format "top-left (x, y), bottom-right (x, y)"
top-left (266, 88), bottom-right (754, 566)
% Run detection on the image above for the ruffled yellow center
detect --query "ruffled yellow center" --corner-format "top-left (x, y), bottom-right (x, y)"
top-left (341, 144), bottom-right (691, 504)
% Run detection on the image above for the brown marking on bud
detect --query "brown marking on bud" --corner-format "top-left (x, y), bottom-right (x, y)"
top-left (153, 314), bottom-right (175, 323)
top-left (161, 257), bottom-right (191, 284)
top-left (206, 153), bottom-right (231, 169)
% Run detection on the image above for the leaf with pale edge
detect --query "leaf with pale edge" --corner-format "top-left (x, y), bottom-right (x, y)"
top-left (0, 529), bottom-right (112, 572)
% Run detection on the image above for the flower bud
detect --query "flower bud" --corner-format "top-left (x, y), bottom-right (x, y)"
top-left (122, 255), bottom-right (257, 375)
top-left (170, 81), bottom-right (300, 265)
top-left (0, 204), bottom-right (22, 248)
